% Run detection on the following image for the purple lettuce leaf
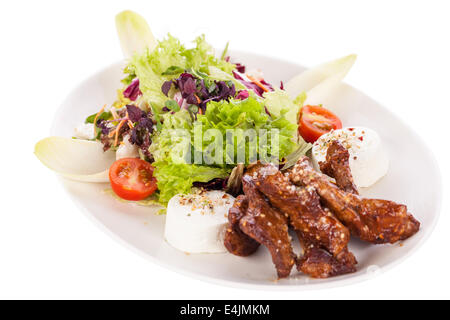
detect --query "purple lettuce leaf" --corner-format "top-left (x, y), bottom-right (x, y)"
top-left (123, 78), bottom-right (142, 101)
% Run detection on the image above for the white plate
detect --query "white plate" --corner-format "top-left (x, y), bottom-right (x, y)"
top-left (50, 51), bottom-right (442, 290)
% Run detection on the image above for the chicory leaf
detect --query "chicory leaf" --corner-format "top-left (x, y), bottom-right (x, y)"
top-left (284, 54), bottom-right (357, 106)
top-left (34, 137), bottom-right (116, 182)
top-left (115, 10), bottom-right (157, 58)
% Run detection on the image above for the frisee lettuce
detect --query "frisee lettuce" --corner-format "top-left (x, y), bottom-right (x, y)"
top-left (150, 110), bottom-right (192, 164)
top-left (149, 110), bottom-right (230, 205)
top-left (148, 97), bottom-right (301, 204)
top-left (152, 163), bottom-right (229, 205)
top-left (263, 89), bottom-right (311, 151)
top-left (195, 97), bottom-right (298, 166)
top-left (263, 89), bottom-right (300, 123)
top-left (124, 34), bottom-right (235, 113)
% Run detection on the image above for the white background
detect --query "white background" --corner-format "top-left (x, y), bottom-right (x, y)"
top-left (0, 0), bottom-right (449, 299)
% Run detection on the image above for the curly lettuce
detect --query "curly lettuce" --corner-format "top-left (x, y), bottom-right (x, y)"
top-left (263, 89), bottom-right (302, 123)
top-left (148, 97), bottom-right (299, 204)
top-left (150, 110), bottom-right (193, 164)
top-left (263, 89), bottom-right (311, 151)
top-left (125, 34), bottom-right (235, 113)
top-left (153, 163), bottom-right (229, 205)
top-left (195, 97), bottom-right (298, 166)
top-left (149, 110), bottom-right (229, 204)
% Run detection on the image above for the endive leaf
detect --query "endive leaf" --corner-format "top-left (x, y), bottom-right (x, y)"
top-left (34, 137), bottom-right (116, 183)
top-left (285, 54), bottom-right (357, 104)
top-left (115, 10), bottom-right (157, 58)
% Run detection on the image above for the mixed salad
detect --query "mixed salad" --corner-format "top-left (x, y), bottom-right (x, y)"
top-left (34, 10), bottom-right (356, 210)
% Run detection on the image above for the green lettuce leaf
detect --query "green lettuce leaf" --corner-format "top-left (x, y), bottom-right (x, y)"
top-left (150, 110), bottom-right (192, 164)
top-left (149, 110), bottom-right (230, 205)
top-left (263, 89), bottom-right (300, 123)
top-left (262, 89), bottom-right (311, 151)
top-left (208, 66), bottom-right (247, 92)
top-left (184, 35), bottom-right (235, 74)
top-left (127, 34), bottom-right (235, 113)
top-left (195, 97), bottom-right (297, 166)
top-left (152, 162), bottom-right (229, 205)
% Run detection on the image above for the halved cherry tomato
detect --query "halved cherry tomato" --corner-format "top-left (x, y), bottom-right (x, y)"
top-left (109, 158), bottom-right (157, 201)
top-left (298, 105), bottom-right (343, 143)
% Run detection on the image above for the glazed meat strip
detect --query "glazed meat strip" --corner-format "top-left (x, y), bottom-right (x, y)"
top-left (246, 163), bottom-right (356, 278)
top-left (295, 231), bottom-right (357, 278)
top-left (288, 157), bottom-right (420, 244)
top-left (298, 246), bottom-right (357, 279)
top-left (246, 163), bottom-right (351, 257)
top-left (224, 195), bottom-right (260, 257)
top-left (240, 175), bottom-right (296, 278)
top-left (319, 140), bottom-right (359, 195)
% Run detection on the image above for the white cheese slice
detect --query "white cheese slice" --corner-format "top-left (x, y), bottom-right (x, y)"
top-left (74, 123), bottom-right (95, 140)
top-left (164, 190), bottom-right (235, 254)
top-left (312, 127), bottom-right (389, 188)
top-left (116, 134), bottom-right (139, 160)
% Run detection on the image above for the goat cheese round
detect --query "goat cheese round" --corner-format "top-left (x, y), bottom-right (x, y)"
top-left (312, 127), bottom-right (389, 188)
top-left (74, 123), bottom-right (95, 140)
top-left (116, 134), bottom-right (139, 160)
top-left (164, 190), bottom-right (235, 253)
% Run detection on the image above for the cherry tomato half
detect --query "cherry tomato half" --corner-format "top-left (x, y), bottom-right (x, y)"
top-left (298, 105), bottom-right (343, 143)
top-left (109, 158), bottom-right (157, 201)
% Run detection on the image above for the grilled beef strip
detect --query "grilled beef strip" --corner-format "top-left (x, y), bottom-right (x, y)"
top-left (239, 175), bottom-right (296, 278)
top-left (319, 140), bottom-right (359, 195)
top-left (224, 195), bottom-right (260, 257)
top-left (288, 157), bottom-right (420, 244)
